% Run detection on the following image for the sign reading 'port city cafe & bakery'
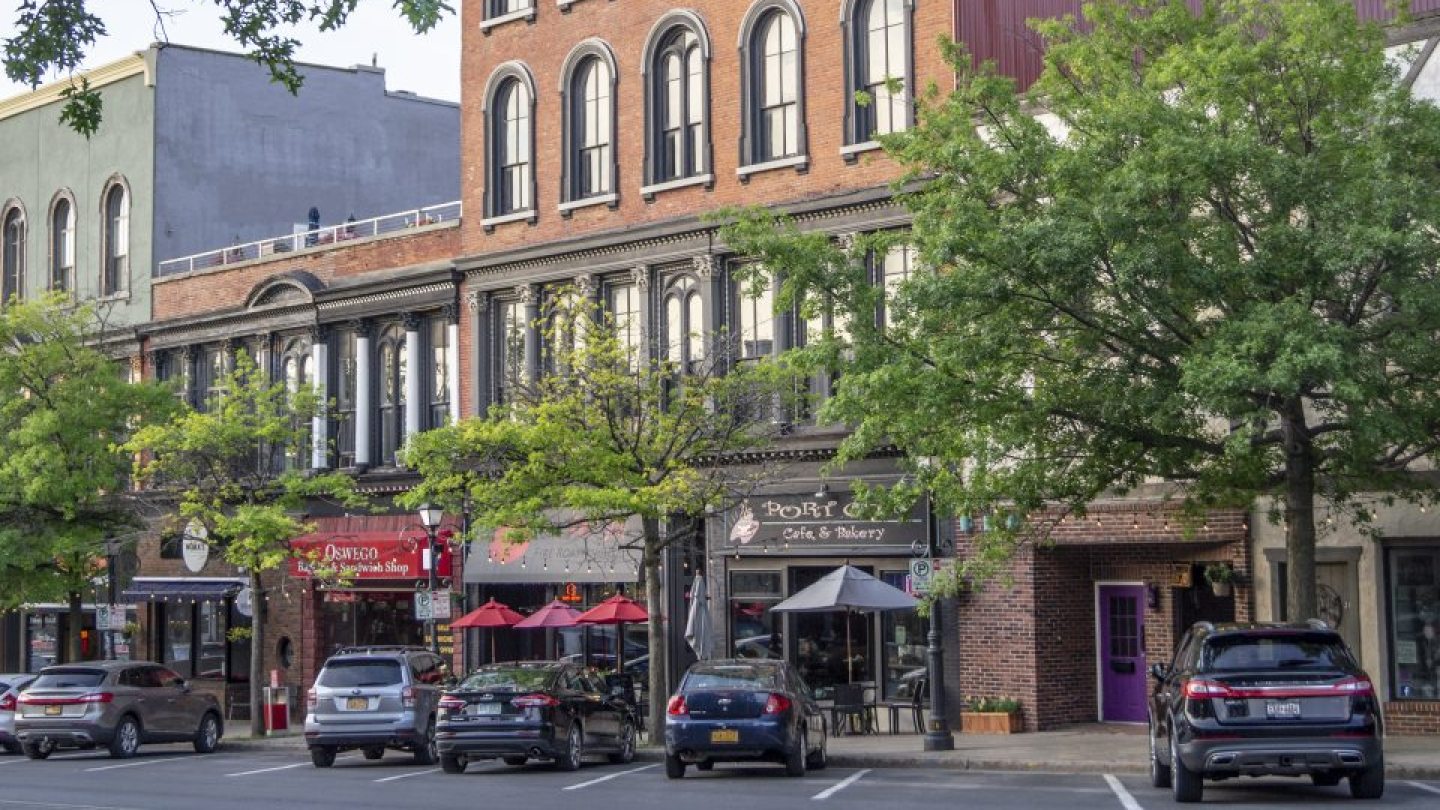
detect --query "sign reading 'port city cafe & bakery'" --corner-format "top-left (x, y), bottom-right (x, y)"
top-left (723, 490), bottom-right (927, 556)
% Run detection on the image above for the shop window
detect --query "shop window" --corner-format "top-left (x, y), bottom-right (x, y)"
top-left (789, 565), bottom-right (872, 692)
top-left (729, 570), bottom-right (783, 659)
top-left (157, 600), bottom-right (248, 681)
top-left (879, 571), bottom-right (926, 700)
top-left (1387, 546), bottom-right (1440, 699)
top-left (163, 603), bottom-right (195, 678)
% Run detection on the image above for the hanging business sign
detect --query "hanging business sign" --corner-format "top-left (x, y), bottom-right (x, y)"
top-left (723, 491), bottom-right (927, 554)
top-left (182, 519), bottom-right (210, 573)
top-left (288, 532), bottom-right (453, 579)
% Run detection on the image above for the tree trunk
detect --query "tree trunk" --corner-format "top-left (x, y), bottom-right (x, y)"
top-left (642, 517), bottom-right (667, 742)
top-left (1281, 398), bottom-right (1318, 624)
top-left (249, 571), bottom-right (267, 737)
top-left (66, 590), bottom-right (83, 663)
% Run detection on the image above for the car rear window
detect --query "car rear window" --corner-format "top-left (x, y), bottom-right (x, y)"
top-left (318, 660), bottom-right (405, 687)
top-left (0, 681), bottom-right (9, 692)
top-left (30, 669), bottom-right (107, 688)
top-left (1200, 634), bottom-right (1354, 672)
top-left (684, 665), bottom-right (779, 690)
top-left (459, 665), bottom-right (556, 692)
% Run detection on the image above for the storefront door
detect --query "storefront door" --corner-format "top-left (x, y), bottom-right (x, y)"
top-left (1097, 584), bottom-right (1147, 723)
top-left (319, 592), bottom-right (424, 655)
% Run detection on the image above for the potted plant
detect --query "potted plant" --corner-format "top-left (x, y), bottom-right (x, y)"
top-left (1204, 562), bottom-right (1236, 597)
top-left (960, 696), bottom-right (1024, 734)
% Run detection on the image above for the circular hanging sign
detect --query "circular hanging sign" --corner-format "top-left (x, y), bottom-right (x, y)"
top-left (235, 587), bottom-right (253, 617)
top-left (182, 518), bottom-right (210, 574)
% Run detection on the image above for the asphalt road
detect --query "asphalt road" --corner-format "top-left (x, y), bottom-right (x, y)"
top-left (2, 745), bottom-right (1439, 809)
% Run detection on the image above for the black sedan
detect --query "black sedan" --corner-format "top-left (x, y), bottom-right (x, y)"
top-left (434, 661), bottom-right (637, 774)
top-left (664, 659), bottom-right (827, 778)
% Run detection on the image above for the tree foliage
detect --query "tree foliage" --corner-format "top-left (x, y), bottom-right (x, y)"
top-left (3, 0), bottom-right (453, 136)
top-left (402, 289), bottom-right (797, 729)
top-left (722, 0), bottom-right (1440, 621)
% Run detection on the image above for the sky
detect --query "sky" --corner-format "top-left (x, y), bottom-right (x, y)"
top-left (0, 0), bottom-right (462, 103)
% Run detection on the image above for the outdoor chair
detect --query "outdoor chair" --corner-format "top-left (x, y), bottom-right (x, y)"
top-left (910, 676), bottom-right (929, 734)
top-left (831, 683), bottom-right (871, 735)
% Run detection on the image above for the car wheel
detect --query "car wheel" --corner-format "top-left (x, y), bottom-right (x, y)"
top-left (413, 720), bottom-right (438, 766)
top-left (1170, 735), bottom-right (1202, 803)
top-left (807, 729), bottom-right (828, 771)
top-left (1311, 772), bottom-right (1342, 787)
top-left (502, 755), bottom-right (528, 766)
top-left (785, 731), bottom-right (807, 777)
top-left (3, 741), bottom-right (20, 755)
top-left (556, 722), bottom-right (583, 772)
top-left (22, 741), bottom-right (52, 760)
top-left (108, 716), bottom-right (141, 759)
top-left (1349, 757), bottom-right (1384, 799)
top-left (608, 719), bottom-right (636, 765)
top-left (310, 746), bottom-right (337, 768)
top-left (1148, 716), bottom-right (1171, 788)
top-left (440, 753), bottom-right (466, 774)
top-left (362, 746), bottom-right (385, 761)
top-left (193, 713), bottom-right (221, 754)
top-left (665, 753), bottom-right (686, 779)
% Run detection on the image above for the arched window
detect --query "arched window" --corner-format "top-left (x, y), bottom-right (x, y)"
top-left (102, 182), bottom-right (130, 295)
top-left (646, 20), bottom-right (709, 186)
top-left (281, 339), bottom-right (312, 470)
top-left (663, 277), bottom-right (705, 373)
top-left (563, 50), bottom-right (615, 203)
top-left (736, 271), bottom-right (775, 363)
top-left (334, 329), bottom-right (358, 468)
top-left (1, 205), bottom-right (23, 305)
top-left (486, 70), bottom-right (535, 221)
top-left (496, 298), bottom-right (527, 404)
top-left (428, 316), bottom-right (451, 428)
top-left (740, 4), bottom-right (806, 168)
top-left (376, 325), bottom-right (407, 466)
top-left (845, 0), bottom-right (912, 145)
top-left (50, 195), bottom-right (75, 292)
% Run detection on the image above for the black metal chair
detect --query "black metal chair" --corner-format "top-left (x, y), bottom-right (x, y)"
top-left (831, 683), bottom-right (871, 735)
top-left (910, 676), bottom-right (929, 734)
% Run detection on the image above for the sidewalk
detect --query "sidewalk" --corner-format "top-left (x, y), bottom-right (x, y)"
top-left (219, 725), bottom-right (1440, 779)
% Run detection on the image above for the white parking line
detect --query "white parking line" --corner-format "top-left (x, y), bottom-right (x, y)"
top-left (0, 799), bottom-right (147, 810)
top-left (226, 762), bottom-right (308, 777)
top-left (373, 767), bottom-right (441, 783)
top-left (1103, 774), bottom-right (1144, 810)
top-left (563, 764), bottom-right (657, 790)
top-left (83, 757), bottom-right (197, 773)
top-left (812, 768), bottom-right (871, 800)
top-left (1408, 781), bottom-right (1440, 796)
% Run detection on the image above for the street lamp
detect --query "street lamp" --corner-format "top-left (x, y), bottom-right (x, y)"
top-left (418, 504), bottom-right (444, 654)
top-left (923, 502), bottom-right (955, 751)
top-left (104, 538), bottom-right (121, 661)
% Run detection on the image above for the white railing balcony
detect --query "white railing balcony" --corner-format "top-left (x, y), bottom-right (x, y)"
top-left (156, 201), bottom-right (462, 277)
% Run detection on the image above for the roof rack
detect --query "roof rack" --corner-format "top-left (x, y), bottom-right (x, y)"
top-left (333, 645), bottom-right (429, 656)
top-left (1305, 618), bottom-right (1331, 631)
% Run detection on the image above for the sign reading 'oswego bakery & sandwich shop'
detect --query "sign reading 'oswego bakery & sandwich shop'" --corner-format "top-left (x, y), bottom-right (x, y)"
top-left (725, 492), bottom-right (926, 554)
top-left (287, 532), bottom-right (453, 579)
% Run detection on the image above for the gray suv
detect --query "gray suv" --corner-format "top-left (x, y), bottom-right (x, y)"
top-left (13, 662), bottom-right (222, 759)
top-left (305, 646), bottom-right (447, 767)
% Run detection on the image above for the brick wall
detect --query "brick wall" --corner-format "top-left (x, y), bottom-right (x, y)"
top-left (1385, 701), bottom-right (1440, 734)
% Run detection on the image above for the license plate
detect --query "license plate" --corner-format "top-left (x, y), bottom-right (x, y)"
top-left (710, 729), bottom-right (739, 744)
top-left (470, 703), bottom-right (501, 716)
top-left (45, 705), bottom-right (61, 716)
top-left (346, 697), bottom-right (368, 710)
top-left (1265, 700), bottom-right (1302, 719)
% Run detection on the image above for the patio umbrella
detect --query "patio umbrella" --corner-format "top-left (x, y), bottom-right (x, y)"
top-left (684, 574), bottom-right (713, 660)
top-left (577, 594), bottom-right (649, 673)
top-left (514, 599), bottom-right (584, 661)
top-left (770, 565), bottom-right (918, 682)
top-left (451, 597), bottom-right (524, 663)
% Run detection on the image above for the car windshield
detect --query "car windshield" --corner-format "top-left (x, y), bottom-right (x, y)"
top-left (684, 665), bottom-right (779, 691)
top-left (30, 669), bottom-right (107, 689)
top-left (1201, 634), bottom-right (1353, 672)
top-left (318, 660), bottom-right (404, 687)
top-left (459, 665), bottom-right (556, 691)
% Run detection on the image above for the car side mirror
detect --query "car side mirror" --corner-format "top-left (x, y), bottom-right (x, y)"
top-left (1149, 663), bottom-right (1168, 682)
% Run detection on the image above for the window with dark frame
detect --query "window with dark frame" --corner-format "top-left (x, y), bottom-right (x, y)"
top-left (50, 196), bottom-right (74, 293)
top-left (334, 330), bottom-right (357, 468)
top-left (486, 0), bottom-right (532, 18)
top-left (281, 338), bottom-right (312, 470)
top-left (429, 317), bottom-right (451, 429)
top-left (2, 206), bottom-right (23, 305)
top-left (756, 11), bottom-right (800, 162)
top-left (375, 324), bottom-right (407, 467)
top-left (102, 183), bottom-right (129, 295)
top-left (848, 0), bottom-right (910, 144)
top-left (567, 55), bottom-right (613, 201)
top-left (496, 298), bottom-right (527, 404)
top-left (663, 277), bottom-right (705, 373)
top-left (491, 77), bottom-right (533, 217)
top-left (651, 26), bottom-right (706, 183)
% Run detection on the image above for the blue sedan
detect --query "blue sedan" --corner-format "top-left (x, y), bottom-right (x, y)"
top-left (663, 659), bottom-right (827, 778)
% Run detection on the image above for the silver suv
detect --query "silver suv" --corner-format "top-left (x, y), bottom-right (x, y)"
top-left (305, 646), bottom-right (447, 767)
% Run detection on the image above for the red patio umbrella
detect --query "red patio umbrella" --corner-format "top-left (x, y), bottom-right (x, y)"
top-left (514, 599), bottom-right (583, 629)
top-left (577, 594), bottom-right (649, 673)
top-left (452, 598), bottom-right (525, 663)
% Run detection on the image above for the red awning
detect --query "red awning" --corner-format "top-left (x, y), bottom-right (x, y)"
top-left (288, 530), bottom-right (453, 580)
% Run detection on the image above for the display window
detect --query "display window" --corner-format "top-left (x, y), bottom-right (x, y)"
top-left (1387, 546), bottom-right (1440, 699)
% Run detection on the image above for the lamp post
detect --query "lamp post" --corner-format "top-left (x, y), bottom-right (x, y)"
top-left (923, 503), bottom-right (954, 751)
top-left (418, 503), bottom-right (444, 655)
top-left (104, 538), bottom-right (121, 661)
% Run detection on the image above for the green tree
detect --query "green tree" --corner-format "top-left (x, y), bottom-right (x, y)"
top-left (401, 290), bottom-right (796, 731)
top-left (125, 351), bottom-right (363, 736)
top-left (722, 0), bottom-right (1440, 622)
top-left (3, 0), bottom-right (453, 135)
top-left (0, 294), bottom-right (176, 660)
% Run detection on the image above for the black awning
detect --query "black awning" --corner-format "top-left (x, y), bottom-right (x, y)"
top-left (120, 579), bottom-right (244, 602)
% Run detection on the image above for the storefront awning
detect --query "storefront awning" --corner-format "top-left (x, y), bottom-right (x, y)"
top-left (121, 578), bottom-right (246, 602)
top-left (465, 517), bottom-right (643, 585)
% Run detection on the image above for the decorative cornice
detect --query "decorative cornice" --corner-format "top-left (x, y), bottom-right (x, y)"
top-left (314, 281), bottom-right (454, 313)
top-left (0, 53), bottom-right (150, 122)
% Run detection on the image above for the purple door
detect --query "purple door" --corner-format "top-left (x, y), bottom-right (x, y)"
top-left (1098, 585), bottom-right (1147, 723)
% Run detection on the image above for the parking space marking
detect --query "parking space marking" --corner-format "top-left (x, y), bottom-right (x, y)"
top-left (812, 768), bottom-right (871, 800)
top-left (373, 767), bottom-right (441, 783)
top-left (0, 799), bottom-right (147, 810)
top-left (1407, 781), bottom-right (1440, 796)
top-left (83, 757), bottom-right (204, 773)
top-left (0, 757), bottom-right (29, 765)
top-left (1102, 774), bottom-right (1143, 810)
top-left (226, 762), bottom-right (308, 777)
top-left (562, 764), bottom-right (657, 790)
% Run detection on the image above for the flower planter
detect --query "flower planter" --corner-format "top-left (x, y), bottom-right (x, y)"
top-left (960, 710), bottom-right (1024, 734)
top-left (1210, 581), bottom-right (1233, 598)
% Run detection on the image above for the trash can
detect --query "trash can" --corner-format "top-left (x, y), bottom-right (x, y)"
top-left (263, 686), bottom-right (290, 733)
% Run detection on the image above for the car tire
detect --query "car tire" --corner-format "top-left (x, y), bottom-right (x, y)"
top-left (413, 721), bottom-right (438, 766)
top-left (608, 720), bottom-right (636, 765)
top-left (1170, 735), bottom-right (1202, 803)
top-left (3, 741), bottom-right (20, 755)
top-left (807, 728), bottom-right (828, 771)
top-left (193, 712), bottom-right (221, 754)
top-left (108, 715), bottom-right (141, 759)
top-left (22, 741), bottom-right (52, 760)
top-left (502, 755), bottom-right (528, 766)
top-left (785, 732), bottom-right (807, 777)
top-left (665, 753), bottom-right (686, 779)
top-left (1349, 757), bottom-right (1384, 799)
top-left (310, 746), bottom-right (337, 768)
top-left (696, 761), bottom-right (714, 771)
top-left (556, 722), bottom-right (583, 772)
top-left (362, 746), bottom-right (385, 761)
top-left (440, 753), bottom-right (466, 774)
top-left (1148, 717), bottom-right (1171, 789)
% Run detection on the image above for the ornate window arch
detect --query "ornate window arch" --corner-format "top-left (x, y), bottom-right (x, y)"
top-left (841, 0), bottom-right (914, 148)
top-left (643, 11), bottom-right (713, 189)
top-left (100, 176), bottom-right (131, 296)
top-left (48, 190), bottom-right (76, 293)
top-left (483, 62), bottom-right (539, 224)
top-left (1, 200), bottom-right (25, 306)
top-left (662, 275), bottom-right (706, 373)
top-left (738, 0), bottom-right (807, 169)
top-left (560, 40), bottom-right (619, 206)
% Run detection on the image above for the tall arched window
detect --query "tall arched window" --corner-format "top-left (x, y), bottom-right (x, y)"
top-left (281, 339), bottom-right (313, 470)
top-left (334, 329), bottom-right (358, 468)
top-left (739, 3), bottom-right (807, 169)
top-left (845, 0), bottom-right (912, 145)
top-left (50, 195), bottom-right (75, 292)
top-left (1, 205), bottom-right (23, 305)
top-left (663, 277), bottom-right (705, 373)
top-left (376, 325), bottom-right (407, 466)
top-left (496, 298), bottom-right (527, 404)
top-left (647, 22), bottom-right (708, 185)
top-left (563, 51), bottom-right (615, 203)
top-left (102, 182), bottom-right (130, 295)
top-left (486, 69), bottom-right (535, 221)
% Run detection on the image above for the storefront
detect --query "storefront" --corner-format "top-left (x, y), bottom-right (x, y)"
top-left (12, 603), bottom-right (139, 672)
top-left (123, 578), bottom-right (249, 682)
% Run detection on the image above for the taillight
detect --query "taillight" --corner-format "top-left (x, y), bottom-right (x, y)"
top-left (1183, 679), bottom-right (1231, 699)
top-left (666, 695), bottom-right (688, 716)
top-left (763, 693), bottom-right (792, 715)
top-left (1333, 677), bottom-right (1375, 696)
top-left (401, 686), bottom-right (417, 708)
top-left (78, 692), bottom-right (113, 704)
top-left (511, 693), bottom-right (561, 709)
top-left (0, 694), bottom-right (15, 711)
top-left (306, 688), bottom-right (317, 710)
top-left (438, 696), bottom-right (467, 713)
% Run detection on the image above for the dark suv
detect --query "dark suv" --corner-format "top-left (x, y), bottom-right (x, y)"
top-left (1148, 621), bottom-right (1383, 803)
top-left (304, 646), bottom-right (448, 768)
